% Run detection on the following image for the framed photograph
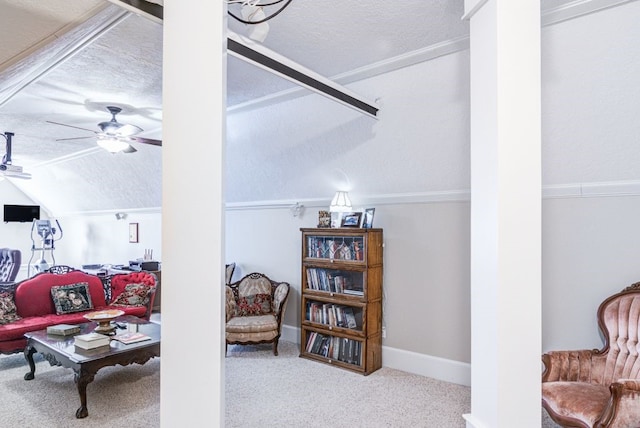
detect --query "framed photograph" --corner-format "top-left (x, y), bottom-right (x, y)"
top-left (362, 208), bottom-right (375, 229)
top-left (340, 212), bottom-right (362, 228)
top-left (317, 210), bottom-right (331, 228)
top-left (129, 223), bottom-right (139, 243)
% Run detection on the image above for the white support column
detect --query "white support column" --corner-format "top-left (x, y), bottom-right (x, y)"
top-left (464, 1), bottom-right (541, 427)
top-left (161, 1), bottom-right (226, 426)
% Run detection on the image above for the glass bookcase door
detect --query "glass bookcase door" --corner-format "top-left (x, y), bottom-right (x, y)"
top-left (306, 235), bottom-right (365, 261)
top-left (303, 329), bottom-right (363, 368)
top-left (304, 298), bottom-right (364, 333)
top-left (304, 267), bottom-right (364, 296)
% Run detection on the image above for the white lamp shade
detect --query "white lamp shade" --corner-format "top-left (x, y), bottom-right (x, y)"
top-left (330, 191), bottom-right (352, 212)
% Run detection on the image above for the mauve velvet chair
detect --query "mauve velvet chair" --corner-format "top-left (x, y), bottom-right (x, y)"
top-left (0, 248), bottom-right (21, 283)
top-left (542, 282), bottom-right (640, 428)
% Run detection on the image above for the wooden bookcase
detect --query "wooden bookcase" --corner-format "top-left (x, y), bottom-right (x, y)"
top-left (299, 227), bottom-right (383, 375)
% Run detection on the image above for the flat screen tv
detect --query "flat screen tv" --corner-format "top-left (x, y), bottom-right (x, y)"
top-left (3, 204), bottom-right (40, 223)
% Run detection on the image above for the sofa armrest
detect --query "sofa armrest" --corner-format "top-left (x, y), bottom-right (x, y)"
top-left (225, 286), bottom-right (236, 322)
top-left (595, 380), bottom-right (640, 427)
top-left (542, 349), bottom-right (602, 382)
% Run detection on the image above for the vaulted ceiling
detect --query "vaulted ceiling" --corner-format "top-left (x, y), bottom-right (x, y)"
top-left (0, 0), bottom-right (578, 214)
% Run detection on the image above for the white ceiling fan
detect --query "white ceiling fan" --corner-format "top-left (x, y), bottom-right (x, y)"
top-left (0, 132), bottom-right (32, 180)
top-left (47, 106), bottom-right (162, 153)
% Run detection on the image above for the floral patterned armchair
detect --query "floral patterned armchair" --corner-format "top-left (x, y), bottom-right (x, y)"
top-left (225, 272), bottom-right (290, 356)
top-left (542, 282), bottom-right (640, 427)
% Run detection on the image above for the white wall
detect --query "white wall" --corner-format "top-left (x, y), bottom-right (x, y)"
top-left (0, 178), bottom-right (161, 281)
top-left (52, 211), bottom-right (162, 268)
top-left (1, 1), bottom-right (638, 388)
top-left (226, 200), bottom-right (472, 363)
top-left (542, 195), bottom-right (640, 352)
top-left (224, 1), bottom-right (640, 384)
top-left (226, 49), bottom-right (470, 203)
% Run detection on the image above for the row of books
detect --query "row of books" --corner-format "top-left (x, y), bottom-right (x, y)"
top-left (306, 301), bottom-right (361, 330)
top-left (305, 332), bottom-right (362, 366)
top-left (305, 268), bottom-right (364, 295)
top-left (306, 237), bottom-right (364, 261)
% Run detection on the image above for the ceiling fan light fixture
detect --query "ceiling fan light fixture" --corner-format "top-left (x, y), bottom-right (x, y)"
top-left (98, 121), bottom-right (123, 134)
top-left (241, 4), bottom-right (270, 42)
top-left (97, 137), bottom-right (130, 153)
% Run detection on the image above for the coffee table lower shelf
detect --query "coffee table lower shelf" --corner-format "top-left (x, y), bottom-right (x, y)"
top-left (23, 316), bottom-right (160, 418)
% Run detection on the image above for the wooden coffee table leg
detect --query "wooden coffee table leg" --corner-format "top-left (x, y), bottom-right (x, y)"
top-left (23, 344), bottom-right (37, 380)
top-left (74, 369), bottom-right (95, 418)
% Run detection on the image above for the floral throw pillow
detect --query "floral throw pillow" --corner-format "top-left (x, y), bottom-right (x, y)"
top-left (111, 283), bottom-right (152, 307)
top-left (51, 283), bottom-right (94, 315)
top-left (236, 293), bottom-right (272, 316)
top-left (0, 292), bottom-right (21, 325)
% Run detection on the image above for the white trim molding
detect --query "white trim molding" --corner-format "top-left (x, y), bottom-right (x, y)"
top-left (462, 0), bottom-right (490, 21)
top-left (278, 324), bottom-right (470, 386)
top-left (541, 0), bottom-right (638, 26)
top-left (225, 180), bottom-right (640, 212)
top-left (383, 345), bottom-right (471, 386)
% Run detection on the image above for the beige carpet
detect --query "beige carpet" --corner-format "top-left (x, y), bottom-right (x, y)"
top-left (0, 352), bottom-right (160, 428)
top-left (226, 341), bottom-right (560, 428)
top-left (226, 341), bottom-right (472, 427)
top-left (0, 341), bottom-right (560, 427)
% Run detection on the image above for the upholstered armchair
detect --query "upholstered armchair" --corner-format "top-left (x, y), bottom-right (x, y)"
top-left (542, 282), bottom-right (640, 428)
top-left (225, 262), bottom-right (236, 285)
top-left (0, 248), bottom-right (21, 286)
top-left (225, 272), bottom-right (290, 356)
top-left (109, 271), bottom-right (157, 320)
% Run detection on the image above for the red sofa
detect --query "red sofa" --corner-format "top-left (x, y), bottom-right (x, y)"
top-left (0, 270), bottom-right (156, 355)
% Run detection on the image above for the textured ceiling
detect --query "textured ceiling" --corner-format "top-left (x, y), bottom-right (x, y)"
top-left (0, 0), bottom-right (584, 214)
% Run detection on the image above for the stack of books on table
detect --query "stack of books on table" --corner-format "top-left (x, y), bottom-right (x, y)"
top-left (74, 332), bottom-right (111, 350)
top-left (112, 331), bottom-right (151, 345)
top-left (47, 324), bottom-right (81, 336)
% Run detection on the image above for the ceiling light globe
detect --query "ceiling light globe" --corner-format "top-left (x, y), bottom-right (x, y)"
top-left (97, 138), bottom-right (130, 153)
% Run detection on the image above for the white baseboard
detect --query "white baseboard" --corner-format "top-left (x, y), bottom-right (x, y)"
top-left (280, 324), bottom-right (470, 386)
top-left (463, 414), bottom-right (488, 428)
top-left (382, 344), bottom-right (471, 387)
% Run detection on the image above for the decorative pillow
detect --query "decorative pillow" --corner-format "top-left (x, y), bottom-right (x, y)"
top-left (236, 293), bottom-right (272, 316)
top-left (0, 292), bottom-right (21, 325)
top-left (50, 282), bottom-right (93, 315)
top-left (111, 283), bottom-right (153, 307)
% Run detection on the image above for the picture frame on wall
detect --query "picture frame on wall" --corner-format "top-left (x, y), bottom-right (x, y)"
top-left (340, 212), bottom-right (362, 228)
top-left (362, 208), bottom-right (375, 229)
top-left (129, 223), bottom-right (139, 243)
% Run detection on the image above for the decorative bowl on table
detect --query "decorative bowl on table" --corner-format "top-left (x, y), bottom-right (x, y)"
top-left (83, 309), bottom-right (124, 335)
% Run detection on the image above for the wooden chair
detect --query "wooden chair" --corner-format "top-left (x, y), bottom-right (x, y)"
top-left (225, 272), bottom-right (289, 356)
top-left (542, 282), bottom-right (640, 427)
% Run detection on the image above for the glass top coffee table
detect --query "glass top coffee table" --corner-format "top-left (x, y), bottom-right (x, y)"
top-left (23, 315), bottom-right (160, 418)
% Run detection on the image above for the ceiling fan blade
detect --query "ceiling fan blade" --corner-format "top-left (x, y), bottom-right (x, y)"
top-left (46, 121), bottom-right (97, 134)
top-left (116, 123), bottom-right (143, 137)
top-left (55, 136), bottom-right (94, 142)
top-left (129, 136), bottom-right (162, 146)
top-left (1, 171), bottom-right (31, 179)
